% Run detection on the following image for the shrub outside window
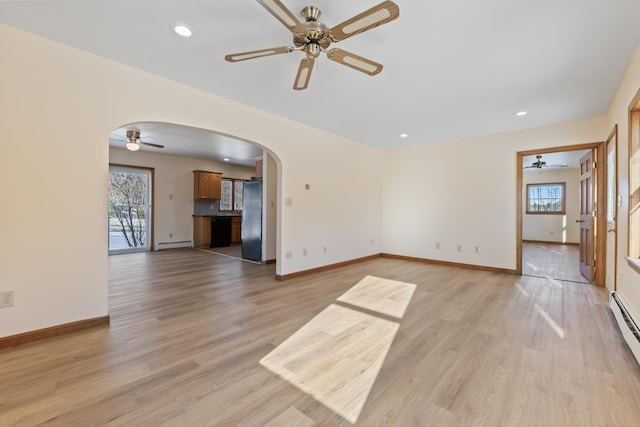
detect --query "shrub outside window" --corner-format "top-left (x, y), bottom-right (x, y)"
top-left (526, 182), bottom-right (566, 214)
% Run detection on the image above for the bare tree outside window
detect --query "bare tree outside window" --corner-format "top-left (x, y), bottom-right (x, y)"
top-left (219, 178), bottom-right (245, 212)
top-left (526, 182), bottom-right (566, 214)
top-left (108, 168), bottom-right (151, 250)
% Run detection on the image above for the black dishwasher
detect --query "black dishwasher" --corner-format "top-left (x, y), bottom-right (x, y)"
top-left (210, 216), bottom-right (232, 247)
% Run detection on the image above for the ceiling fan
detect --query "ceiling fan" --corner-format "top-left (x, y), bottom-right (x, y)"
top-left (524, 154), bottom-right (568, 169)
top-left (225, 0), bottom-right (400, 90)
top-left (117, 130), bottom-right (164, 152)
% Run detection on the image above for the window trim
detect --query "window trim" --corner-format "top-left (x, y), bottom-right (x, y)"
top-left (526, 182), bottom-right (566, 215)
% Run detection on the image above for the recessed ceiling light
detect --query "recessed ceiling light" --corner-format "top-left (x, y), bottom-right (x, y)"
top-left (173, 25), bottom-right (192, 37)
top-left (400, 133), bottom-right (408, 138)
top-left (223, 158), bottom-right (230, 162)
top-left (516, 111), bottom-right (528, 116)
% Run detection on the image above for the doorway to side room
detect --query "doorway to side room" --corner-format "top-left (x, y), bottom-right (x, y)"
top-left (517, 142), bottom-right (607, 286)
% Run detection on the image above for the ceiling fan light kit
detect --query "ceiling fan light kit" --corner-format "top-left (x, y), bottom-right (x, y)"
top-left (122, 130), bottom-right (165, 151)
top-left (225, 0), bottom-right (399, 90)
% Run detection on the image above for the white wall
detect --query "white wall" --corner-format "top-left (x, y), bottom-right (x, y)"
top-left (522, 168), bottom-right (581, 244)
top-left (109, 147), bottom-right (254, 245)
top-left (382, 117), bottom-right (607, 270)
top-left (0, 24), bottom-right (383, 338)
top-left (263, 151), bottom-right (278, 262)
top-left (606, 43), bottom-right (640, 314)
top-left (3, 20), bottom-right (639, 340)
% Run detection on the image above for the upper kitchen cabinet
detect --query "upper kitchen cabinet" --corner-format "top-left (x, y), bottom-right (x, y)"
top-left (193, 170), bottom-right (222, 200)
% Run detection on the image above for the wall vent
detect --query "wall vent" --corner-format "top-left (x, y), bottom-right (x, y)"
top-left (154, 240), bottom-right (193, 251)
top-left (610, 291), bottom-right (640, 365)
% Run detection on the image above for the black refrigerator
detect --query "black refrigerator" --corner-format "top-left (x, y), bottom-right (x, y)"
top-left (241, 180), bottom-right (262, 262)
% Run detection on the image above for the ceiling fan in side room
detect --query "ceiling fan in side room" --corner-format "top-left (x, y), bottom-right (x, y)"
top-left (114, 130), bottom-right (165, 152)
top-left (524, 154), bottom-right (568, 169)
top-left (225, 0), bottom-right (400, 90)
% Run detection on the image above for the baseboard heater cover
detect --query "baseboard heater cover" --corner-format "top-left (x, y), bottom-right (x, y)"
top-left (610, 291), bottom-right (640, 365)
top-left (154, 240), bottom-right (193, 251)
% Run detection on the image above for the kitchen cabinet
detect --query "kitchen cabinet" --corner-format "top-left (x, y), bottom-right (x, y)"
top-left (193, 170), bottom-right (222, 200)
top-left (193, 216), bottom-right (211, 248)
top-left (231, 216), bottom-right (242, 243)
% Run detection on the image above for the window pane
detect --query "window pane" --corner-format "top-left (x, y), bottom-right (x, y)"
top-left (234, 181), bottom-right (244, 211)
top-left (526, 183), bottom-right (565, 213)
top-left (220, 180), bottom-right (233, 211)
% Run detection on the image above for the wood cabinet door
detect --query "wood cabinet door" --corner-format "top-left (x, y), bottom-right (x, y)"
top-left (231, 220), bottom-right (241, 243)
top-left (210, 173), bottom-right (222, 199)
top-left (194, 171), bottom-right (222, 200)
top-left (198, 173), bottom-right (212, 199)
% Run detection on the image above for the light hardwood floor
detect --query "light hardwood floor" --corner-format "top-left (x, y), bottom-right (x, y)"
top-left (522, 242), bottom-right (591, 284)
top-left (2, 249), bottom-right (640, 426)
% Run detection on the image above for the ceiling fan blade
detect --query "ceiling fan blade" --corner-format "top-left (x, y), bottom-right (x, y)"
top-left (326, 48), bottom-right (383, 75)
top-left (225, 46), bottom-right (293, 62)
top-left (329, 1), bottom-right (400, 42)
top-left (256, 0), bottom-right (307, 37)
top-left (139, 141), bottom-right (164, 149)
top-left (293, 58), bottom-right (314, 90)
top-left (547, 163), bottom-right (569, 167)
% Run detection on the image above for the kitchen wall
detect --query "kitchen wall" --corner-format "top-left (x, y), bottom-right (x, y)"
top-left (0, 24), bottom-right (383, 338)
top-left (522, 168), bottom-right (581, 244)
top-left (110, 147), bottom-right (254, 245)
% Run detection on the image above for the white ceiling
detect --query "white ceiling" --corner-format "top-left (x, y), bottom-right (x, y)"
top-left (2, 0), bottom-right (640, 162)
top-left (109, 123), bottom-right (263, 166)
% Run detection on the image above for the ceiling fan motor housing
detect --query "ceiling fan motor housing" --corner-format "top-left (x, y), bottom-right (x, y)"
top-left (295, 7), bottom-right (331, 57)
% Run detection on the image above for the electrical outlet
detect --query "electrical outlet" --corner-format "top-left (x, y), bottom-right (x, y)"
top-left (435, 242), bottom-right (441, 249)
top-left (303, 248), bottom-right (307, 256)
top-left (323, 246), bottom-right (327, 254)
top-left (457, 245), bottom-right (463, 252)
top-left (169, 233), bottom-right (173, 238)
top-left (475, 246), bottom-right (481, 254)
top-left (0, 291), bottom-right (14, 308)
top-left (286, 252), bottom-right (292, 259)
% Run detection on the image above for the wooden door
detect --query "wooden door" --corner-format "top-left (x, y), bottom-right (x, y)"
top-left (579, 151), bottom-right (595, 281)
top-left (606, 127), bottom-right (618, 290)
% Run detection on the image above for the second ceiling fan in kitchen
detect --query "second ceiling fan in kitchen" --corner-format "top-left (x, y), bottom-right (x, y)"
top-left (225, 0), bottom-right (400, 90)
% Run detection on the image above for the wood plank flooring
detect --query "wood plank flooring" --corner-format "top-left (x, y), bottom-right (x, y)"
top-left (522, 242), bottom-right (591, 284)
top-left (1, 248), bottom-right (640, 426)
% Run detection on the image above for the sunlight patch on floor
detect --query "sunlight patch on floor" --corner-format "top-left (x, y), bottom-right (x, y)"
top-left (516, 283), bottom-right (530, 297)
top-left (337, 275), bottom-right (416, 319)
top-left (525, 262), bottom-right (539, 271)
top-left (534, 302), bottom-right (565, 338)
top-left (260, 276), bottom-right (416, 424)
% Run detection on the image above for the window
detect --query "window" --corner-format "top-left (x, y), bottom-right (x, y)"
top-left (526, 183), bottom-right (566, 214)
top-left (630, 91), bottom-right (640, 258)
top-left (219, 178), bottom-right (245, 212)
top-left (108, 165), bottom-right (152, 252)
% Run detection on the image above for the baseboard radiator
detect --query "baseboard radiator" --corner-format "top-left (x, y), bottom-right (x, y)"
top-left (154, 240), bottom-right (193, 251)
top-left (610, 292), bottom-right (640, 365)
